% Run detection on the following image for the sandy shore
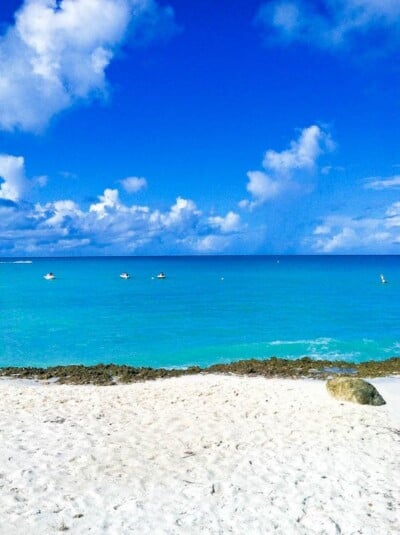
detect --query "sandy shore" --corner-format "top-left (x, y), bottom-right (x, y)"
top-left (0, 375), bottom-right (399, 534)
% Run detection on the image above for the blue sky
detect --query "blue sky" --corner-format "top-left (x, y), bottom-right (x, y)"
top-left (0, 0), bottom-right (399, 255)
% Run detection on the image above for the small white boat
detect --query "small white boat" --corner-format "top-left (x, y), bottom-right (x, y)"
top-left (380, 274), bottom-right (387, 284)
top-left (43, 272), bottom-right (55, 280)
top-left (120, 272), bottom-right (130, 280)
top-left (156, 272), bottom-right (166, 279)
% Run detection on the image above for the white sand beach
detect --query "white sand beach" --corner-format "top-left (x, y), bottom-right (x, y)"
top-left (0, 374), bottom-right (399, 534)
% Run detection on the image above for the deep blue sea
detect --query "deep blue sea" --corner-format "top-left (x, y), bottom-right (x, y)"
top-left (1, 256), bottom-right (399, 368)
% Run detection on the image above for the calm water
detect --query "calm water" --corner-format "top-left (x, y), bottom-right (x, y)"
top-left (1, 256), bottom-right (399, 368)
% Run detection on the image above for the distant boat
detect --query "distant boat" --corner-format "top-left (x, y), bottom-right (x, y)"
top-left (156, 272), bottom-right (166, 279)
top-left (43, 272), bottom-right (55, 280)
top-left (119, 272), bottom-right (130, 280)
top-left (380, 274), bottom-right (387, 284)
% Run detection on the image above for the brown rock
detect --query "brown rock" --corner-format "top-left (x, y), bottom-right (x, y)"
top-left (326, 377), bottom-right (386, 406)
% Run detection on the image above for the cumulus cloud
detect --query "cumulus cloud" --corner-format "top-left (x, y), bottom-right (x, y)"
top-left (120, 176), bottom-right (147, 193)
top-left (165, 197), bottom-right (200, 227)
top-left (148, 196), bottom-right (200, 227)
top-left (0, 0), bottom-right (177, 132)
top-left (192, 235), bottom-right (234, 253)
top-left (208, 211), bottom-right (242, 233)
top-left (89, 188), bottom-right (122, 217)
top-left (239, 171), bottom-right (281, 209)
top-left (38, 199), bottom-right (84, 226)
top-left (0, 154), bottom-right (247, 255)
top-left (313, 224), bottom-right (359, 253)
top-left (0, 154), bottom-right (31, 201)
top-left (308, 202), bottom-right (400, 252)
top-left (256, 0), bottom-right (400, 50)
top-left (240, 125), bottom-right (333, 209)
top-left (364, 175), bottom-right (400, 190)
top-left (263, 125), bottom-right (334, 174)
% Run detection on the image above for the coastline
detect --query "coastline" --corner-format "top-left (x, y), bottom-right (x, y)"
top-left (0, 373), bottom-right (399, 534)
top-left (0, 355), bottom-right (399, 385)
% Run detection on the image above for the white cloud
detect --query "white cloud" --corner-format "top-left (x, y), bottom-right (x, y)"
top-left (55, 238), bottom-right (91, 249)
top-left (308, 204), bottom-right (400, 252)
top-left (385, 201), bottom-right (400, 227)
top-left (151, 196), bottom-right (201, 229)
top-left (313, 224), bottom-right (331, 235)
top-left (0, 155), bottom-right (249, 255)
top-left (263, 125), bottom-right (333, 174)
top-left (208, 211), bottom-right (242, 233)
top-left (386, 201), bottom-right (400, 218)
top-left (192, 235), bottom-right (234, 253)
top-left (240, 125), bottom-right (333, 208)
top-left (364, 175), bottom-right (400, 190)
top-left (271, 2), bottom-right (301, 34)
top-left (39, 199), bottom-right (84, 226)
top-left (314, 226), bottom-right (358, 252)
top-left (257, 0), bottom-right (400, 49)
top-left (89, 188), bottom-right (121, 217)
top-left (120, 176), bottom-right (147, 193)
top-left (34, 175), bottom-right (49, 188)
top-left (0, 0), bottom-right (177, 132)
top-left (0, 154), bottom-right (30, 201)
top-left (239, 171), bottom-right (281, 209)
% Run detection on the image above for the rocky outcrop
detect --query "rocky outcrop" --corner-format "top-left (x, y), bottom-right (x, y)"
top-left (326, 377), bottom-right (386, 406)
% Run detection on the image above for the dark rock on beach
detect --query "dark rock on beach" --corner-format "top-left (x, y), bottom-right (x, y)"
top-left (0, 357), bottom-right (398, 386)
top-left (326, 377), bottom-right (386, 406)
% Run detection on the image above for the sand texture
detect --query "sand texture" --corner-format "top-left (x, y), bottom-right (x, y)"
top-left (0, 375), bottom-right (399, 534)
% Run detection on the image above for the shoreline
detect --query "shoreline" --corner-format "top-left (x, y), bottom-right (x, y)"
top-left (0, 355), bottom-right (399, 385)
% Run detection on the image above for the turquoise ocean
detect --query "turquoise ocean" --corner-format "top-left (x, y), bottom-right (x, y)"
top-left (1, 256), bottom-right (399, 368)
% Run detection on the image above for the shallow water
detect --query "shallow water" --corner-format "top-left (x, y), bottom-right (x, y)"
top-left (1, 256), bottom-right (399, 367)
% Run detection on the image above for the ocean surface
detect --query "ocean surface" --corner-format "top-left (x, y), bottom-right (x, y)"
top-left (1, 256), bottom-right (399, 368)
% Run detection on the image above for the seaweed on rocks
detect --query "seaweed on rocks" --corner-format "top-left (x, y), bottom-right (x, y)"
top-left (0, 357), bottom-right (399, 385)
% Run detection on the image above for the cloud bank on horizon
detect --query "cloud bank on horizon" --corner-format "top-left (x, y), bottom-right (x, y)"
top-left (0, 150), bottom-right (248, 255)
top-left (0, 0), bottom-right (399, 255)
top-left (2, 122), bottom-right (399, 255)
top-left (0, 125), bottom-right (325, 255)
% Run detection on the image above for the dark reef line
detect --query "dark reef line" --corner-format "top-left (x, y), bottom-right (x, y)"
top-left (0, 356), bottom-right (399, 385)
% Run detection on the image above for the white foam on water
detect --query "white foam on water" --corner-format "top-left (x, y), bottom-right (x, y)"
top-left (0, 260), bottom-right (33, 264)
